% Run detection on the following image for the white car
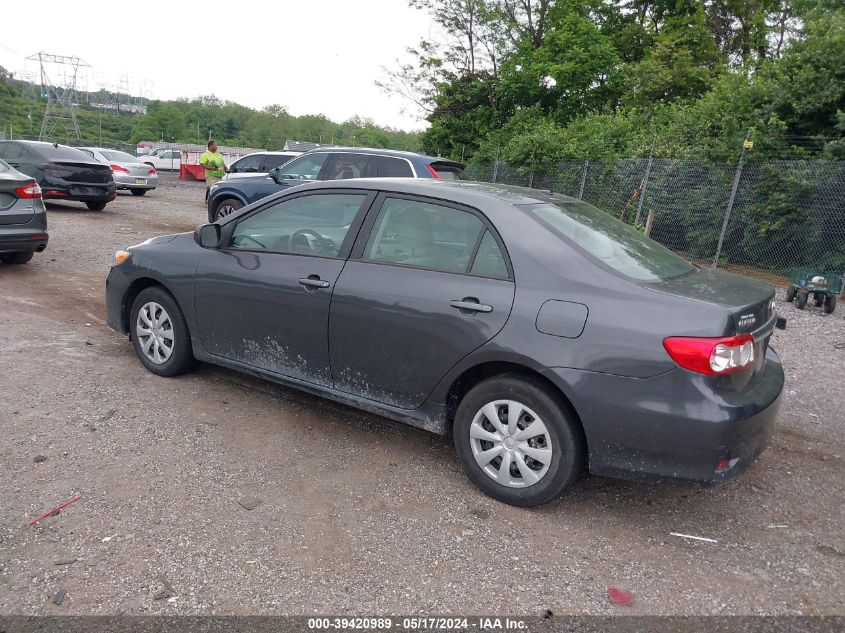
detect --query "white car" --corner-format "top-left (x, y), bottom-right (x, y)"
top-left (139, 148), bottom-right (181, 171)
top-left (77, 147), bottom-right (159, 196)
top-left (222, 151), bottom-right (301, 180)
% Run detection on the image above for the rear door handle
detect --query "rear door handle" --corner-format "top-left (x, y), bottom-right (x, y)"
top-left (450, 299), bottom-right (493, 313)
top-left (298, 277), bottom-right (330, 289)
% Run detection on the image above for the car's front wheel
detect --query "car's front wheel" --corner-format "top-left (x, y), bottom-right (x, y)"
top-left (213, 198), bottom-right (243, 222)
top-left (130, 287), bottom-right (196, 377)
top-left (0, 251), bottom-right (34, 265)
top-left (453, 374), bottom-right (585, 507)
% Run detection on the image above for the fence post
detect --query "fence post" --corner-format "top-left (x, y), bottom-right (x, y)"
top-left (578, 159), bottom-right (589, 199)
top-left (528, 171), bottom-right (534, 188)
top-left (713, 145), bottom-right (747, 268)
top-left (634, 151), bottom-right (654, 225)
top-left (492, 145), bottom-right (499, 183)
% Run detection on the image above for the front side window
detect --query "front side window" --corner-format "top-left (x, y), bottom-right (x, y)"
top-left (526, 199), bottom-right (696, 281)
top-left (364, 198), bottom-right (484, 274)
top-left (233, 154), bottom-right (263, 173)
top-left (275, 153), bottom-right (328, 180)
top-left (323, 153), bottom-right (371, 180)
top-left (230, 193), bottom-right (366, 257)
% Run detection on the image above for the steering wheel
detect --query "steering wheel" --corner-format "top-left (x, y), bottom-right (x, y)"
top-left (289, 228), bottom-right (332, 254)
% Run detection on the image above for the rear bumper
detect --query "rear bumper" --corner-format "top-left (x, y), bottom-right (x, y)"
top-left (543, 346), bottom-right (784, 484)
top-left (113, 173), bottom-right (159, 189)
top-left (0, 233), bottom-right (48, 254)
top-left (44, 181), bottom-right (117, 202)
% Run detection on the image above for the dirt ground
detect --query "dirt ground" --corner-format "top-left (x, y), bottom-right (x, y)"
top-left (1, 174), bottom-right (843, 616)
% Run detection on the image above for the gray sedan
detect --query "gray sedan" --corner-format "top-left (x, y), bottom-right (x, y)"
top-left (78, 148), bottom-right (158, 196)
top-left (0, 158), bottom-right (48, 264)
top-left (106, 179), bottom-right (784, 506)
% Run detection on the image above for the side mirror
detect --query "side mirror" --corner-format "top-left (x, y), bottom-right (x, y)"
top-left (194, 223), bottom-right (221, 248)
top-left (269, 167), bottom-right (281, 183)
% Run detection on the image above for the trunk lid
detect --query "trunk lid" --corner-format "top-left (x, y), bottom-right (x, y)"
top-left (42, 161), bottom-right (113, 184)
top-left (646, 267), bottom-right (775, 335)
top-left (0, 170), bottom-right (38, 225)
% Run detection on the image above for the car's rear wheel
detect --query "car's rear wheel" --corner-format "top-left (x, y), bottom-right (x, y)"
top-left (214, 198), bottom-right (243, 221)
top-left (86, 201), bottom-right (107, 211)
top-left (453, 374), bottom-right (585, 507)
top-left (824, 294), bottom-right (837, 314)
top-left (130, 287), bottom-right (196, 377)
top-left (785, 286), bottom-right (797, 302)
top-left (130, 189), bottom-right (147, 196)
top-left (1, 251), bottom-right (34, 265)
top-left (795, 290), bottom-right (808, 309)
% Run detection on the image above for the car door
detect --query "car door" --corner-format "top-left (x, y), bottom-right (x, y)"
top-left (193, 189), bottom-right (374, 386)
top-left (329, 193), bottom-right (515, 409)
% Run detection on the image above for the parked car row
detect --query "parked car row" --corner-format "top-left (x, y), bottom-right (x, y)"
top-left (0, 140), bottom-right (164, 265)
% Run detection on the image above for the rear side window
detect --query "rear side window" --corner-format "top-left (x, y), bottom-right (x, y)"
top-left (527, 201), bottom-right (695, 281)
top-left (470, 231), bottom-right (508, 279)
top-left (369, 156), bottom-right (413, 178)
top-left (363, 197), bottom-right (484, 274)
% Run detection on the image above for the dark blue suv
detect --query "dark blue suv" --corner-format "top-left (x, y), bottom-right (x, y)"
top-left (206, 147), bottom-right (464, 221)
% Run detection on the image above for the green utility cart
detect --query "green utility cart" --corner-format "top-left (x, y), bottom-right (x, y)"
top-left (785, 268), bottom-right (842, 313)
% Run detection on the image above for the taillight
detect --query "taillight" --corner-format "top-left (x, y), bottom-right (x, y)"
top-left (14, 183), bottom-right (42, 199)
top-left (663, 334), bottom-right (755, 376)
top-left (111, 164), bottom-right (129, 173)
top-left (148, 168), bottom-right (157, 175)
top-left (426, 164), bottom-right (441, 179)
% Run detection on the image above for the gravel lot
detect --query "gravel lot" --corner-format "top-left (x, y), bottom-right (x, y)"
top-left (1, 174), bottom-right (843, 616)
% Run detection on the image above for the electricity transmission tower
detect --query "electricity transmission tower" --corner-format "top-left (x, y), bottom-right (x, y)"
top-left (26, 52), bottom-right (90, 141)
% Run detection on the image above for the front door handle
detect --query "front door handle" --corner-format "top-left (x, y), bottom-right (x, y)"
top-left (450, 299), bottom-right (493, 313)
top-left (298, 276), bottom-right (330, 289)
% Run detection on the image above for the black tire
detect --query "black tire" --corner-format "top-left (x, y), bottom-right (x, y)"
top-left (785, 286), bottom-right (797, 302)
top-left (213, 197), bottom-right (243, 222)
top-left (795, 290), bottom-right (808, 309)
top-left (129, 286), bottom-right (196, 377)
top-left (824, 294), bottom-right (837, 314)
top-left (0, 251), bottom-right (34, 265)
top-left (453, 373), bottom-right (585, 507)
top-left (130, 189), bottom-right (147, 196)
top-left (86, 201), bottom-right (107, 211)
top-left (814, 293), bottom-right (824, 307)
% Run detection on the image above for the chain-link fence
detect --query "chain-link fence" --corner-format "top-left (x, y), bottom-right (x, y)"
top-left (466, 157), bottom-right (845, 285)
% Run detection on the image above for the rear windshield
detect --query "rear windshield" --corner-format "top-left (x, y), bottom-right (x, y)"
top-left (526, 201), bottom-right (696, 281)
top-left (430, 162), bottom-right (466, 180)
top-left (32, 144), bottom-right (95, 162)
top-left (101, 150), bottom-right (136, 162)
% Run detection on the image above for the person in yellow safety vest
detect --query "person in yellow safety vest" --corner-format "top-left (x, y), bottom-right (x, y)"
top-left (200, 140), bottom-right (228, 201)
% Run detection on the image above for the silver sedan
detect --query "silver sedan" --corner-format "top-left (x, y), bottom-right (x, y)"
top-left (77, 147), bottom-right (159, 196)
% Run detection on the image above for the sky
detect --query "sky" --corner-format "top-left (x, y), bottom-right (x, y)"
top-left (0, 1), bottom-right (433, 131)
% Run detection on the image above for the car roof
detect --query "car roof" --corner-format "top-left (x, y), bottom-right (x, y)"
top-left (281, 178), bottom-right (577, 207)
top-left (302, 146), bottom-right (463, 167)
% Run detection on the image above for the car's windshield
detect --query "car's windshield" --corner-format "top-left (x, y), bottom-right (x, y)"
top-left (101, 150), bottom-right (136, 162)
top-left (525, 200), bottom-right (696, 282)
